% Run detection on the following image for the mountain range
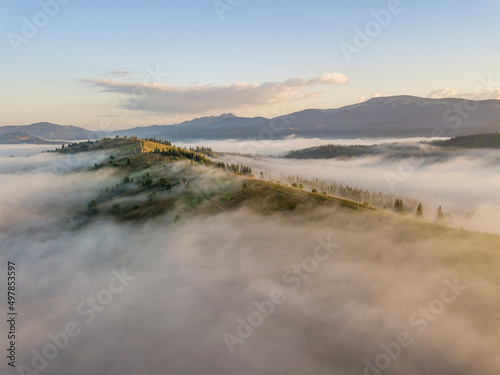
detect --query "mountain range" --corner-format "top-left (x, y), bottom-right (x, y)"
top-left (4, 96), bottom-right (500, 142)
top-left (0, 122), bottom-right (103, 141)
top-left (0, 131), bottom-right (56, 145)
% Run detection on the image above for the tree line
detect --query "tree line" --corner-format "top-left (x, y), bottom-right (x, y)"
top-left (151, 146), bottom-right (253, 176)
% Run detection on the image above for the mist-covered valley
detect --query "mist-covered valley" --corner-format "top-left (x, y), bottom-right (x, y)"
top-left (1, 141), bottom-right (500, 375)
top-left (176, 137), bottom-right (500, 234)
top-left (5, 0), bottom-right (500, 373)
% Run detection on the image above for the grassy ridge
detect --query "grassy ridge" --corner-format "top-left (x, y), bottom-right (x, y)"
top-left (284, 133), bottom-right (500, 160)
top-left (431, 133), bottom-right (500, 148)
top-left (56, 136), bottom-right (500, 243)
top-left (285, 144), bottom-right (377, 159)
top-left (59, 137), bottom-right (378, 224)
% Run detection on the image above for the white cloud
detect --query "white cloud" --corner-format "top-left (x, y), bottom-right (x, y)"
top-left (427, 88), bottom-right (500, 100)
top-left (108, 70), bottom-right (132, 77)
top-left (313, 73), bottom-right (349, 85)
top-left (81, 73), bottom-right (349, 115)
top-left (356, 92), bottom-right (384, 103)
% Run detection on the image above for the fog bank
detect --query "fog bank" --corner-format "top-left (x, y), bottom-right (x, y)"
top-left (1, 144), bottom-right (499, 375)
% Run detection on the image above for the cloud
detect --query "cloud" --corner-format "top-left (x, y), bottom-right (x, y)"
top-left (214, 141), bottom-right (500, 234)
top-left (0, 147), bottom-right (116, 232)
top-left (427, 88), bottom-right (500, 100)
top-left (2, 144), bottom-right (500, 375)
top-left (313, 73), bottom-right (348, 85)
top-left (356, 92), bottom-right (384, 103)
top-left (81, 73), bottom-right (349, 115)
top-left (108, 70), bottom-right (132, 77)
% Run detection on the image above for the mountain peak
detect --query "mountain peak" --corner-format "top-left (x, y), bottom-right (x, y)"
top-left (30, 122), bottom-right (57, 126)
top-left (366, 95), bottom-right (427, 105)
top-left (219, 113), bottom-right (236, 118)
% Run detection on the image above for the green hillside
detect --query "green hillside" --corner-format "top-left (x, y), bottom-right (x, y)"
top-left (285, 144), bottom-right (377, 159)
top-left (58, 137), bottom-right (378, 224)
top-left (55, 136), bottom-right (500, 252)
top-left (431, 133), bottom-right (500, 148)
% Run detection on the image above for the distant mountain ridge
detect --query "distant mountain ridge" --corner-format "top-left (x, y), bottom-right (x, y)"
top-left (113, 96), bottom-right (500, 140)
top-left (0, 131), bottom-right (56, 145)
top-left (5, 96), bottom-right (500, 142)
top-left (0, 122), bottom-right (103, 141)
top-left (113, 113), bottom-right (268, 139)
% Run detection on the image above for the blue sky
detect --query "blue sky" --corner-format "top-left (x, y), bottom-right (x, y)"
top-left (1, 0), bottom-right (500, 129)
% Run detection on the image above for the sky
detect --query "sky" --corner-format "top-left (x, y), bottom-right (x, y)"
top-left (1, 0), bottom-right (500, 130)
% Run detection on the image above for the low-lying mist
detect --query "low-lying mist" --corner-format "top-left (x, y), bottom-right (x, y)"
top-left (1, 145), bottom-right (499, 375)
top-left (0, 145), bottom-right (118, 232)
top-left (173, 136), bottom-right (448, 156)
top-left (215, 142), bottom-right (500, 234)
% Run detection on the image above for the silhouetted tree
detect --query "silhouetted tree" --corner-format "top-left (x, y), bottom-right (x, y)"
top-left (394, 198), bottom-right (404, 213)
top-left (88, 200), bottom-right (98, 216)
top-left (437, 206), bottom-right (445, 220)
top-left (148, 191), bottom-right (158, 203)
top-left (111, 203), bottom-right (122, 216)
top-left (416, 203), bottom-right (424, 218)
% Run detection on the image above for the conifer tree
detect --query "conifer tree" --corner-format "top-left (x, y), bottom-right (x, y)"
top-left (416, 203), bottom-right (424, 217)
top-left (437, 206), bottom-right (445, 220)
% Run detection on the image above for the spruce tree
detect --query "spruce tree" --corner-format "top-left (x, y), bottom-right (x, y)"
top-left (437, 206), bottom-right (445, 220)
top-left (416, 203), bottom-right (423, 217)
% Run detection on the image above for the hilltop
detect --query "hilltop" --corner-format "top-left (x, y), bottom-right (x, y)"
top-left (284, 133), bottom-right (500, 159)
top-left (430, 133), bottom-right (500, 148)
top-left (56, 136), bottom-right (486, 244)
top-left (285, 144), bottom-right (378, 159)
top-left (57, 137), bottom-right (381, 224)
